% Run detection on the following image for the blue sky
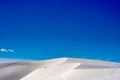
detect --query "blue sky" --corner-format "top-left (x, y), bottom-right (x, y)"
top-left (0, 0), bottom-right (120, 62)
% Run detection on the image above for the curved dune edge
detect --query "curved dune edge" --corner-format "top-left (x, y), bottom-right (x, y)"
top-left (0, 58), bottom-right (120, 80)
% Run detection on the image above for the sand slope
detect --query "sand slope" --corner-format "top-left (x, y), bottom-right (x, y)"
top-left (0, 58), bottom-right (120, 80)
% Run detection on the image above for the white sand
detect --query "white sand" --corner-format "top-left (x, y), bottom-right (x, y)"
top-left (0, 58), bottom-right (120, 80)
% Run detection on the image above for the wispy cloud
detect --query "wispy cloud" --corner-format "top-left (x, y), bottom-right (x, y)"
top-left (8, 49), bottom-right (15, 52)
top-left (0, 48), bottom-right (15, 53)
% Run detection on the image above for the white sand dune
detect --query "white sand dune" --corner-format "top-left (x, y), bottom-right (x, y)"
top-left (0, 58), bottom-right (120, 80)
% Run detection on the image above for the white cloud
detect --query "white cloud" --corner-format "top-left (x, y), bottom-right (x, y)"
top-left (0, 48), bottom-right (15, 53)
top-left (0, 49), bottom-right (8, 52)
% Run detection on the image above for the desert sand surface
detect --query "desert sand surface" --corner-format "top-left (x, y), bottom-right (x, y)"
top-left (0, 58), bottom-right (120, 80)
